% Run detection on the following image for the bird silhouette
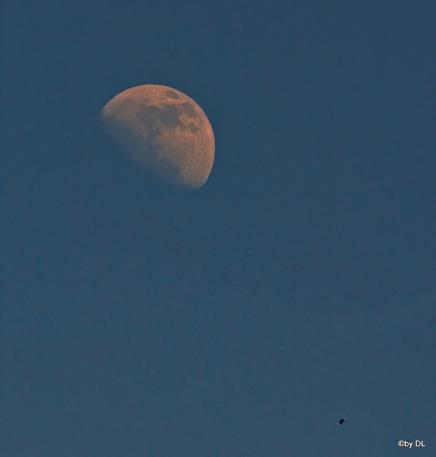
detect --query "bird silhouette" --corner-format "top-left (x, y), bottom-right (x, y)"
top-left (339, 418), bottom-right (347, 425)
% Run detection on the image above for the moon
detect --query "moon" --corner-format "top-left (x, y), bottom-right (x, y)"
top-left (100, 84), bottom-right (215, 188)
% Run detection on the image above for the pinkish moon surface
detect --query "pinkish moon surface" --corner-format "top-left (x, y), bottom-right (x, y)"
top-left (101, 84), bottom-right (215, 188)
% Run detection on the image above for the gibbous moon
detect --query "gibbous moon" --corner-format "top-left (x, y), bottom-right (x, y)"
top-left (100, 84), bottom-right (215, 188)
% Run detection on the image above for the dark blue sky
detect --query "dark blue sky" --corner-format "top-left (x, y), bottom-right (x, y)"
top-left (2, 1), bottom-right (435, 456)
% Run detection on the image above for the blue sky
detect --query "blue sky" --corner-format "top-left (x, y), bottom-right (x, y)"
top-left (2, 1), bottom-right (435, 456)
